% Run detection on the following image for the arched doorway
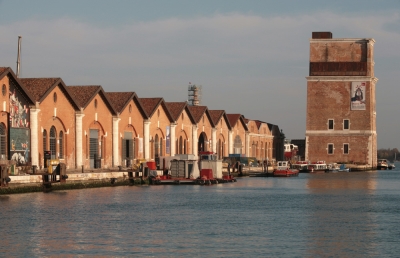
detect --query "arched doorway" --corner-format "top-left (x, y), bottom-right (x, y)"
top-left (50, 126), bottom-right (57, 159)
top-left (198, 132), bottom-right (208, 153)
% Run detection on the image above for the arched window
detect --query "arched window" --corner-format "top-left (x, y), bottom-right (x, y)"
top-left (59, 131), bottom-right (64, 158)
top-left (43, 130), bottom-right (47, 152)
top-left (0, 123), bottom-right (6, 159)
top-left (154, 134), bottom-right (159, 159)
top-left (179, 136), bottom-right (183, 154)
top-left (217, 139), bottom-right (222, 159)
top-left (50, 126), bottom-right (56, 159)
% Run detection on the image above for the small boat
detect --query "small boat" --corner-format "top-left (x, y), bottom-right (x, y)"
top-left (291, 161), bottom-right (312, 173)
top-left (377, 159), bottom-right (389, 170)
top-left (308, 161), bottom-right (327, 173)
top-left (273, 161), bottom-right (299, 177)
top-left (388, 163), bottom-right (395, 170)
top-left (338, 163), bottom-right (350, 172)
top-left (325, 163), bottom-right (339, 173)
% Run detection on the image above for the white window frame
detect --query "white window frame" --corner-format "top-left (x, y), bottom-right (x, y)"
top-left (343, 143), bottom-right (349, 154)
top-left (343, 119), bottom-right (350, 130)
top-left (327, 143), bottom-right (334, 154)
top-left (328, 119), bottom-right (334, 130)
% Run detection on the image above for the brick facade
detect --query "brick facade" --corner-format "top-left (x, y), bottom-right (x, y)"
top-left (306, 32), bottom-right (377, 167)
top-left (1, 66), bottom-right (286, 171)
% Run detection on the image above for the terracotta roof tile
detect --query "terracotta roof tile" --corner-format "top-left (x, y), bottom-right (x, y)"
top-left (187, 106), bottom-right (207, 123)
top-left (208, 110), bottom-right (224, 125)
top-left (66, 85), bottom-right (101, 108)
top-left (138, 98), bottom-right (163, 117)
top-left (165, 102), bottom-right (187, 121)
top-left (20, 78), bottom-right (60, 102)
top-left (0, 67), bottom-right (8, 75)
top-left (105, 92), bottom-right (136, 113)
top-left (226, 114), bottom-right (241, 127)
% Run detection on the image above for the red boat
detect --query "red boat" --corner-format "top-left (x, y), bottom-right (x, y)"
top-left (273, 161), bottom-right (299, 177)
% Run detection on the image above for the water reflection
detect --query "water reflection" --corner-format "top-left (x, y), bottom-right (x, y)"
top-left (2, 171), bottom-right (400, 257)
top-left (305, 172), bottom-right (379, 257)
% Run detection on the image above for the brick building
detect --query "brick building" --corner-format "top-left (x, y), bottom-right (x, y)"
top-left (208, 110), bottom-right (231, 160)
top-left (306, 32), bottom-right (377, 167)
top-left (0, 65), bottom-right (287, 171)
top-left (106, 92), bottom-right (146, 167)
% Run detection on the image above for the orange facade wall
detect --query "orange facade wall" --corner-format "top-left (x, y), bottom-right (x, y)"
top-left (149, 105), bottom-right (171, 159)
top-left (38, 86), bottom-right (76, 168)
top-left (82, 96), bottom-right (113, 169)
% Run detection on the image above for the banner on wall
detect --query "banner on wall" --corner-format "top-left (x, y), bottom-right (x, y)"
top-left (350, 82), bottom-right (366, 110)
top-left (10, 128), bottom-right (30, 165)
top-left (166, 126), bottom-right (170, 154)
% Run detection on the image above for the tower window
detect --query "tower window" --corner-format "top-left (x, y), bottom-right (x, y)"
top-left (328, 143), bottom-right (334, 154)
top-left (343, 119), bottom-right (350, 130)
top-left (328, 119), bottom-right (334, 130)
top-left (343, 143), bottom-right (349, 154)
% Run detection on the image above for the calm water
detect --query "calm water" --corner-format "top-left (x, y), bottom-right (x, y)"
top-left (1, 163), bottom-right (400, 257)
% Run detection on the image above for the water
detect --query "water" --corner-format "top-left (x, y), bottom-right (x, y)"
top-left (1, 163), bottom-right (400, 257)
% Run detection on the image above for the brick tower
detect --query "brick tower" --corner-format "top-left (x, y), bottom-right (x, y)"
top-left (305, 32), bottom-right (377, 168)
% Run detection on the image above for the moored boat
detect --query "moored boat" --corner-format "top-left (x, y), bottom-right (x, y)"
top-left (377, 159), bottom-right (389, 170)
top-left (291, 161), bottom-right (312, 173)
top-left (308, 161), bottom-right (327, 173)
top-left (273, 161), bottom-right (299, 177)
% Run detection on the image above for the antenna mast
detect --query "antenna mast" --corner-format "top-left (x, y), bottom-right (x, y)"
top-left (16, 35), bottom-right (22, 78)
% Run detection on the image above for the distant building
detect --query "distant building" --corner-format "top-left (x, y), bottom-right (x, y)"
top-left (291, 139), bottom-right (305, 161)
top-left (305, 32), bottom-right (377, 168)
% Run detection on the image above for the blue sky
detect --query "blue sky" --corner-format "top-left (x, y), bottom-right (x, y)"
top-left (1, 0), bottom-right (400, 149)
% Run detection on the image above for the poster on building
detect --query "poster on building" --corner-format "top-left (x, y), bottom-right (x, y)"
top-left (350, 82), bottom-right (366, 110)
top-left (10, 127), bottom-right (30, 165)
top-left (166, 126), bottom-right (170, 154)
top-left (9, 82), bottom-right (30, 128)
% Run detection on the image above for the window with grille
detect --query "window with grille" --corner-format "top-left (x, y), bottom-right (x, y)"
top-left (59, 131), bottom-right (64, 158)
top-left (50, 126), bottom-right (56, 159)
top-left (0, 123), bottom-right (6, 159)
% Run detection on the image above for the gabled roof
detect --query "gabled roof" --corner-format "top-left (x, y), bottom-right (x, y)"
top-left (20, 77), bottom-right (80, 110)
top-left (105, 92), bottom-right (147, 118)
top-left (164, 102), bottom-right (195, 124)
top-left (187, 105), bottom-right (215, 127)
top-left (267, 123), bottom-right (282, 135)
top-left (138, 97), bottom-right (163, 117)
top-left (138, 97), bottom-right (174, 121)
top-left (164, 102), bottom-right (186, 121)
top-left (226, 114), bottom-right (248, 131)
top-left (66, 85), bottom-right (117, 115)
top-left (0, 67), bottom-right (35, 105)
top-left (208, 110), bottom-right (232, 130)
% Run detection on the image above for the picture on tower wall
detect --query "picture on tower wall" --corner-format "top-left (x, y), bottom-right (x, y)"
top-left (351, 82), bottom-right (366, 110)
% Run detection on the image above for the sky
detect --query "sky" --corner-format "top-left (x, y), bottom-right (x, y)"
top-left (1, 0), bottom-right (400, 149)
